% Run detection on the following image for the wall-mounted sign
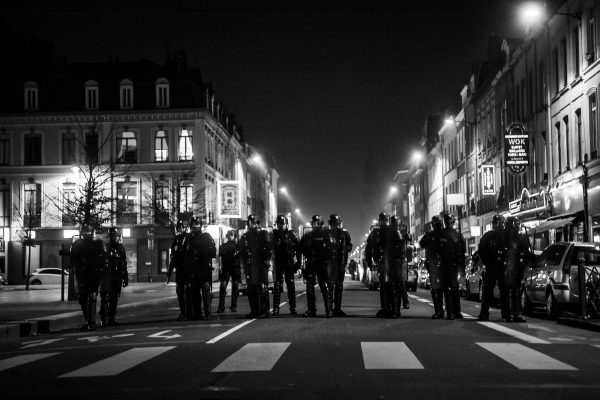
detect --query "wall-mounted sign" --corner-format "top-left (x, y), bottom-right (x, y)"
top-left (504, 122), bottom-right (530, 175)
top-left (217, 180), bottom-right (241, 219)
top-left (481, 165), bottom-right (495, 195)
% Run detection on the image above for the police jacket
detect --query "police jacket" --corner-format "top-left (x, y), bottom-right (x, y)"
top-left (107, 241), bottom-right (127, 278)
top-left (365, 226), bottom-right (386, 268)
top-left (478, 229), bottom-right (507, 275)
top-left (329, 227), bottom-right (353, 269)
top-left (168, 233), bottom-right (187, 277)
top-left (273, 229), bottom-right (301, 269)
top-left (383, 226), bottom-right (405, 278)
top-left (183, 231), bottom-right (217, 283)
top-left (444, 227), bottom-right (466, 273)
top-left (418, 227), bottom-right (445, 270)
top-left (219, 239), bottom-right (240, 273)
top-left (70, 236), bottom-right (106, 291)
top-left (239, 228), bottom-right (271, 284)
top-left (504, 231), bottom-right (534, 286)
top-left (300, 227), bottom-right (334, 273)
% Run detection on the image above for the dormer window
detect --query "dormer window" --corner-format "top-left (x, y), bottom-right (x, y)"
top-left (85, 80), bottom-right (99, 110)
top-left (120, 79), bottom-right (134, 109)
top-left (156, 78), bottom-right (170, 108)
top-left (24, 81), bottom-right (38, 111)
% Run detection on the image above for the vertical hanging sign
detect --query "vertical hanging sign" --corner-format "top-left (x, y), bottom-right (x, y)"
top-left (504, 122), bottom-right (530, 175)
top-left (217, 180), bottom-right (241, 219)
top-left (481, 165), bottom-right (496, 195)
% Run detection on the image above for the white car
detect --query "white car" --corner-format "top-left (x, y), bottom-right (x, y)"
top-left (29, 268), bottom-right (69, 286)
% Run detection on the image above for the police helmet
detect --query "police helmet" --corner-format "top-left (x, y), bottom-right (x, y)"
top-left (190, 216), bottom-right (204, 229)
top-left (441, 212), bottom-right (454, 228)
top-left (390, 215), bottom-right (400, 227)
top-left (328, 214), bottom-right (341, 226)
top-left (378, 212), bottom-right (389, 226)
top-left (176, 220), bottom-right (184, 232)
top-left (311, 215), bottom-right (324, 227)
top-left (225, 230), bottom-right (236, 240)
top-left (275, 214), bottom-right (288, 226)
top-left (80, 224), bottom-right (94, 237)
top-left (492, 214), bottom-right (506, 230)
top-left (108, 227), bottom-right (118, 237)
top-left (247, 214), bottom-right (260, 228)
top-left (431, 215), bottom-right (443, 229)
top-left (506, 216), bottom-right (520, 231)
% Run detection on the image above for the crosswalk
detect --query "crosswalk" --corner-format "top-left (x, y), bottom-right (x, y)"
top-left (1, 340), bottom-right (593, 377)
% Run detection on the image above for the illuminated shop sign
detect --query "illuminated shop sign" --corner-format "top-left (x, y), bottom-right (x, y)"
top-left (481, 165), bottom-right (495, 195)
top-left (504, 122), bottom-right (530, 175)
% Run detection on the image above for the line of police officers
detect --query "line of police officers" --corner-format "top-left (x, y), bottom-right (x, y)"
top-left (167, 213), bottom-right (354, 319)
top-left (70, 226), bottom-right (129, 331)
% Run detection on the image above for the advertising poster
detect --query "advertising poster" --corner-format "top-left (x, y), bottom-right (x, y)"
top-left (217, 180), bottom-right (241, 219)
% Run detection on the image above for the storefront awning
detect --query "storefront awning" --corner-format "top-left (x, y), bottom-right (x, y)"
top-left (533, 216), bottom-right (575, 233)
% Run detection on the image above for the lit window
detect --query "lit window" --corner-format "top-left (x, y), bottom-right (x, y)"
top-left (156, 78), bottom-right (169, 108)
top-left (120, 79), bottom-right (133, 109)
top-left (23, 182), bottom-right (42, 228)
top-left (117, 131), bottom-right (137, 163)
top-left (178, 129), bottom-right (193, 161)
top-left (117, 180), bottom-right (138, 225)
top-left (155, 130), bottom-right (168, 162)
top-left (62, 182), bottom-right (76, 226)
top-left (85, 80), bottom-right (99, 110)
top-left (179, 183), bottom-right (193, 214)
top-left (24, 81), bottom-right (38, 111)
top-left (154, 180), bottom-right (170, 224)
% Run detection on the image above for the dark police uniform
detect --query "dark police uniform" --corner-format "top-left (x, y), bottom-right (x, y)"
top-left (272, 227), bottom-right (301, 315)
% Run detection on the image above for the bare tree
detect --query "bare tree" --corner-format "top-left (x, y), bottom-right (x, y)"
top-left (13, 180), bottom-right (43, 290)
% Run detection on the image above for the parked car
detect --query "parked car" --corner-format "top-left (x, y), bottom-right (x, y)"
top-left (0, 272), bottom-right (7, 285)
top-left (417, 258), bottom-right (430, 289)
top-left (406, 264), bottom-right (418, 292)
top-left (465, 251), bottom-right (500, 301)
top-left (521, 242), bottom-right (600, 319)
top-left (29, 268), bottom-right (69, 286)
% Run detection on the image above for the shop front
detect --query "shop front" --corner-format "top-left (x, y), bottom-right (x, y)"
top-left (507, 188), bottom-right (550, 251)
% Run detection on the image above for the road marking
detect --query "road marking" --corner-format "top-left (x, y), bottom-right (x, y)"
top-left (477, 343), bottom-right (577, 370)
top-left (296, 291), bottom-right (306, 298)
top-left (59, 346), bottom-right (175, 377)
top-left (212, 342), bottom-right (290, 372)
top-left (461, 313), bottom-right (477, 320)
top-left (147, 330), bottom-right (181, 340)
top-left (477, 322), bottom-right (551, 344)
top-left (206, 319), bottom-right (255, 344)
top-left (0, 353), bottom-right (60, 372)
top-left (111, 334), bottom-right (135, 338)
top-left (20, 338), bottom-right (65, 349)
top-left (416, 298), bottom-right (430, 303)
top-left (77, 336), bottom-right (111, 343)
top-left (593, 345), bottom-right (600, 349)
top-left (361, 342), bottom-right (424, 370)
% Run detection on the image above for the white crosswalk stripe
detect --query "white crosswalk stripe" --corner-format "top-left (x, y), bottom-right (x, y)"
top-left (59, 346), bottom-right (175, 378)
top-left (361, 342), bottom-right (424, 369)
top-left (212, 342), bottom-right (290, 372)
top-left (477, 343), bottom-right (577, 370)
top-left (0, 353), bottom-right (61, 372)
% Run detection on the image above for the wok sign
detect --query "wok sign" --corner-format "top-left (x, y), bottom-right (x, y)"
top-left (504, 122), bottom-right (530, 175)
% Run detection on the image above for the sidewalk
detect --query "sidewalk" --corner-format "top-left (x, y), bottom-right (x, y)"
top-left (0, 282), bottom-right (191, 341)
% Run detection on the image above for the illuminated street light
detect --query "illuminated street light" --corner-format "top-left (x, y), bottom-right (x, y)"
top-left (295, 208), bottom-right (300, 214)
top-left (389, 186), bottom-right (398, 195)
top-left (279, 186), bottom-right (288, 195)
top-left (520, 2), bottom-right (544, 26)
top-left (444, 117), bottom-right (455, 125)
top-left (412, 151), bottom-right (423, 163)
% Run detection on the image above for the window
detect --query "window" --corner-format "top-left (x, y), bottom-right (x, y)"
top-left (85, 131), bottom-right (98, 164)
top-left (154, 180), bottom-right (170, 224)
top-left (24, 81), bottom-right (38, 111)
top-left (23, 182), bottom-right (41, 228)
top-left (178, 129), bottom-right (193, 161)
top-left (24, 134), bottom-right (41, 165)
top-left (0, 187), bottom-right (9, 227)
top-left (552, 47), bottom-right (559, 92)
top-left (590, 93), bottom-right (598, 159)
top-left (116, 131), bottom-right (137, 163)
top-left (571, 246), bottom-right (600, 266)
top-left (0, 134), bottom-right (9, 165)
top-left (576, 109), bottom-right (582, 165)
top-left (588, 8), bottom-right (596, 63)
top-left (62, 182), bottom-right (76, 226)
top-left (85, 80), bottom-right (99, 110)
top-left (564, 116), bottom-right (570, 170)
top-left (179, 183), bottom-right (193, 215)
top-left (154, 130), bottom-right (168, 162)
top-left (62, 132), bottom-right (77, 165)
top-left (156, 78), bottom-right (169, 108)
top-left (537, 61), bottom-right (545, 109)
top-left (556, 122), bottom-right (562, 174)
top-left (573, 26), bottom-right (581, 78)
top-left (528, 71), bottom-right (534, 116)
top-left (120, 79), bottom-right (133, 109)
top-left (116, 180), bottom-right (138, 225)
top-left (561, 37), bottom-right (567, 87)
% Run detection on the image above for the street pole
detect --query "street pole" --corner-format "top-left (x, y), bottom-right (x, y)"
top-left (582, 163), bottom-right (590, 242)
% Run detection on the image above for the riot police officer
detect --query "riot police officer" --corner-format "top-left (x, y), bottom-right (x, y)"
top-left (328, 214), bottom-right (353, 316)
top-left (239, 215), bottom-right (272, 318)
top-left (300, 215), bottom-right (334, 317)
top-left (70, 225), bottom-right (106, 331)
top-left (441, 213), bottom-right (465, 320)
top-left (398, 220), bottom-right (413, 309)
top-left (419, 215), bottom-right (447, 319)
top-left (503, 216), bottom-right (534, 322)
top-left (477, 214), bottom-right (508, 321)
top-left (183, 217), bottom-right (217, 320)
top-left (99, 227), bottom-right (128, 327)
top-left (386, 215), bottom-right (406, 318)
top-left (272, 214), bottom-right (301, 316)
top-left (217, 230), bottom-right (241, 313)
top-left (365, 212), bottom-right (390, 317)
top-left (167, 220), bottom-right (187, 320)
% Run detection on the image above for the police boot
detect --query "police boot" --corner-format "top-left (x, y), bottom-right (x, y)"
top-left (510, 288), bottom-right (526, 322)
top-left (322, 290), bottom-right (332, 318)
top-left (303, 284), bottom-right (317, 317)
top-left (217, 282), bottom-right (227, 313)
top-left (392, 283), bottom-right (402, 318)
top-left (286, 280), bottom-right (297, 315)
top-left (99, 293), bottom-right (108, 327)
top-left (333, 283), bottom-right (346, 316)
top-left (262, 284), bottom-right (271, 318)
top-left (376, 280), bottom-right (390, 318)
top-left (246, 285), bottom-right (259, 318)
top-left (444, 289), bottom-right (456, 320)
top-left (184, 283), bottom-right (195, 320)
top-left (176, 284), bottom-right (186, 320)
top-left (87, 293), bottom-right (97, 331)
top-left (201, 283), bottom-right (212, 320)
top-left (401, 282), bottom-right (410, 309)
top-left (79, 295), bottom-right (89, 330)
top-left (431, 290), bottom-right (444, 319)
top-left (272, 281), bottom-right (283, 316)
top-left (452, 287), bottom-right (463, 319)
top-left (230, 281), bottom-right (238, 312)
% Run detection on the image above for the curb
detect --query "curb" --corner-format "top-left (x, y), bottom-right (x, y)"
top-left (0, 295), bottom-right (178, 341)
top-left (557, 316), bottom-right (600, 332)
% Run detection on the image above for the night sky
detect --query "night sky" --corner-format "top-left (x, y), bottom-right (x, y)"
top-left (3, 0), bottom-right (524, 242)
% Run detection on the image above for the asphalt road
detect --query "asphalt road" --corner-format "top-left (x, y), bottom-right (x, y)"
top-left (2, 279), bottom-right (600, 400)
